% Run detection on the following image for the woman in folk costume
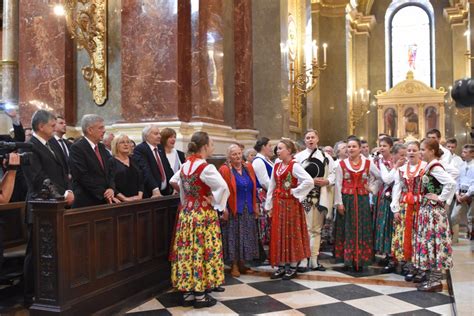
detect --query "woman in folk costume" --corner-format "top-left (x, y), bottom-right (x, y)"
top-left (265, 139), bottom-right (314, 280)
top-left (378, 143), bottom-right (407, 273)
top-left (252, 137), bottom-right (275, 247)
top-left (390, 141), bottom-right (427, 280)
top-left (334, 137), bottom-right (381, 271)
top-left (219, 144), bottom-right (259, 277)
top-left (373, 136), bottom-right (395, 265)
top-left (412, 139), bottom-right (455, 292)
top-left (294, 129), bottom-right (335, 271)
top-left (169, 132), bottom-right (230, 308)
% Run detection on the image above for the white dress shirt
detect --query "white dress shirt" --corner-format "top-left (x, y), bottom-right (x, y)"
top-left (147, 142), bottom-right (167, 191)
top-left (252, 153), bottom-right (274, 191)
top-left (390, 161), bottom-right (427, 213)
top-left (457, 159), bottom-right (474, 196)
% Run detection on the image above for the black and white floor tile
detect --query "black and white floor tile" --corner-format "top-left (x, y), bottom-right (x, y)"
top-left (126, 273), bottom-right (454, 315)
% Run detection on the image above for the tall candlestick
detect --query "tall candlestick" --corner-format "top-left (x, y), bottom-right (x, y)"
top-left (323, 43), bottom-right (328, 64)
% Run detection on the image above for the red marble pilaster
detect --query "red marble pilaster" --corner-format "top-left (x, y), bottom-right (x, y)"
top-left (121, 0), bottom-right (180, 122)
top-left (234, 0), bottom-right (253, 129)
top-left (190, 0), bottom-right (225, 123)
top-left (18, 4), bottom-right (74, 125)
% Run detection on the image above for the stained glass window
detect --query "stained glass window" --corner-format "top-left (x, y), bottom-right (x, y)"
top-left (388, 4), bottom-right (433, 87)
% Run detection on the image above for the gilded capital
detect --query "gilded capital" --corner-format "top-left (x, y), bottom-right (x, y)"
top-left (443, 3), bottom-right (468, 25)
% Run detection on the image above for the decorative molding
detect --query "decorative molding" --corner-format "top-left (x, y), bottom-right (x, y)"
top-left (312, 0), bottom-right (351, 17)
top-left (67, 121), bottom-right (259, 155)
top-left (38, 220), bottom-right (57, 301)
top-left (64, 0), bottom-right (107, 106)
top-left (443, 3), bottom-right (468, 25)
top-left (347, 11), bottom-right (376, 34)
top-left (375, 71), bottom-right (446, 105)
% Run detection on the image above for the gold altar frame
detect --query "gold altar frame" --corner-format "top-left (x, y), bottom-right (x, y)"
top-left (375, 72), bottom-right (446, 140)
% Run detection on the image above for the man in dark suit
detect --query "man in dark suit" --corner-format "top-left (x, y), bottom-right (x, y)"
top-left (69, 114), bottom-right (117, 208)
top-left (22, 110), bottom-right (74, 305)
top-left (49, 115), bottom-right (72, 177)
top-left (133, 125), bottom-right (173, 198)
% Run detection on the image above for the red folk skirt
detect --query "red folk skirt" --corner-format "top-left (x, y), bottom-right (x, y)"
top-left (269, 197), bottom-right (311, 266)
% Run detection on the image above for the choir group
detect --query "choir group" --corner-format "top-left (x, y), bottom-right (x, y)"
top-left (168, 129), bottom-right (473, 309)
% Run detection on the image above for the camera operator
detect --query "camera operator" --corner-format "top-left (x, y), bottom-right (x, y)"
top-left (22, 110), bottom-right (74, 305)
top-left (0, 153), bottom-right (20, 273)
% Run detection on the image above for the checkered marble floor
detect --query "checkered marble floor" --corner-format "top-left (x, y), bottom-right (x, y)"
top-left (126, 271), bottom-right (455, 315)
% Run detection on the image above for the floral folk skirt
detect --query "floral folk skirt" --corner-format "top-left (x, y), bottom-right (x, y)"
top-left (374, 196), bottom-right (394, 255)
top-left (391, 202), bottom-right (418, 262)
top-left (335, 194), bottom-right (374, 268)
top-left (170, 207), bottom-right (225, 292)
top-left (413, 202), bottom-right (453, 271)
top-left (257, 189), bottom-right (271, 245)
top-left (221, 207), bottom-right (259, 263)
top-left (269, 197), bottom-right (311, 266)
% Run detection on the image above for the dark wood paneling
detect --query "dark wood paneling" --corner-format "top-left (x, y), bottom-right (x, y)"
top-left (95, 218), bottom-right (115, 278)
top-left (30, 196), bottom-right (179, 316)
top-left (68, 222), bottom-right (91, 288)
top-left (0, 202), bottom-right (27, 249)
top-left (117, 214), bottom-right (135, 271)
top-left (137, 210), bottom-right (152, 263)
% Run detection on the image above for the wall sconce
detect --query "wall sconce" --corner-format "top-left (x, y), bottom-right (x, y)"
top-left (289, 40), bottom-right (328, 131)
top-left (59, 0), bottom-right (108, 106)
top-left (348, 88), bottom-right (372, 134)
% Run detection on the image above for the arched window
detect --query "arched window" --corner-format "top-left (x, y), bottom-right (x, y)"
top-left (385, 0), bottom-right (435, 89)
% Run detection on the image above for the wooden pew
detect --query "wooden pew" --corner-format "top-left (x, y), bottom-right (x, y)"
top-left (0, 202), bottom-right (27, 250)
top-left (29, 196), bottom-right (179, 315)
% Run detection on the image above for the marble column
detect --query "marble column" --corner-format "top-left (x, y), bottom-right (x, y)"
top-left (234, 0), bottom-right (253, 129)
top-left (190, 0), bottom-right (225, 123)
top-left (18, 2), bottom-right (74, 125)
top-left (121, 0), bottom-right (181, 123)
top-left (2, 0), bottom-right (19, 107)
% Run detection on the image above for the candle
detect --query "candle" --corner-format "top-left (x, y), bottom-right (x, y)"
top-left (359, 88), bottom-right (365, 102)
top-left (312, 40), bottom-right (317, 61)
top-left (323, 43), bottom-right (328, 64)
top-left (465, 30), bottom-right (470, 50)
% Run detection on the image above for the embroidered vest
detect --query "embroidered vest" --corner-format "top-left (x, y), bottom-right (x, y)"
top-left (180, 162), bottom-right (212, 210)
top-left (340, 159), bottom-right (371, 195)
top-left (272, 161), bottom-right (298, 200)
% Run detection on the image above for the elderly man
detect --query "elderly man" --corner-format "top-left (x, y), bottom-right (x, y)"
top-left (69, 114), bottom-right (117, 208)
top-left (133, 125), bottom-right (173, 198)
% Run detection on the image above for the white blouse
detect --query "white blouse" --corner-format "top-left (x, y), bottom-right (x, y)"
top-left (264, 160), bottom-right (314, 210)
top-left (422, 159), bottom-right (456, 205)
top-left (390, 161), bottom-right (427, 213)
top-left (170, 159), bottom-right (230, 211)
top-left (252, 153), bottom-right (274, 191)
top-left (334, 156), bottom-right (381, 206)
top-left (166, 149), bottom-right (182, 173)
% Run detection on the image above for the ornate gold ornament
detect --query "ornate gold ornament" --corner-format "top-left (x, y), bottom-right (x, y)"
top-left (64, 0), bottom-right (107, 105)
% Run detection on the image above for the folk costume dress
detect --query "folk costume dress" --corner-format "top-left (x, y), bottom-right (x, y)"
top-left (169, 155), bottom-right (230, 293)
top-left (413, 160), bottom-right (455, 272)
top-left (264, 160), bottom-right (314, 266)
top-left (219, 162), bottom-right (259, 263)
top-left (334, 156), bottom-right (381, 268)
top-left (390, 161), bottom-right (427, 263)
top-left (252, 153), bottom-right (274, 245)
top-left (374, 157), bottom-right (395, 255)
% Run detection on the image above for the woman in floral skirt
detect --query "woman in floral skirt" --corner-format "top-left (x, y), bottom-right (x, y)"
top-left (413, 139), bottom-right (455, 292)
top-left (169, 132), bottom-right (230, 308)
top-left (390, 141), bottom-right (426, 280)
top-left (379, 143), bottom-right (407, 273)
top-left (373, 136), bottom-right (395, 265)
top-left (265, 139), bottom-right (314, 280)
top-left (334, 137), bottom-right (381, 271)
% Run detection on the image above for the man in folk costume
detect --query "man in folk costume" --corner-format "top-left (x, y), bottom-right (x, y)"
top-left (295, 129), bottom-right (335, 271)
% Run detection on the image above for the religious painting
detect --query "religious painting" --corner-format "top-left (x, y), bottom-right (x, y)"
top-left (403, 106), bottom-right (419, 136)
top-left (424, 106), bottom-right (438, 134)
top-left (383, 108), bottom-right (397, 137)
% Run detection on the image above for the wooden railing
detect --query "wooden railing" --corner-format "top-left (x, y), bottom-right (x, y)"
top-left (29, 196), bottom-right (179, 315)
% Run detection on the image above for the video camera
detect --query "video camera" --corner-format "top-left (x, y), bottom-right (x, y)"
top-left (0, 141), bottom-right (33, 165)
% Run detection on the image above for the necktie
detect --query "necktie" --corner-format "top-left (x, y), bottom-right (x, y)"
top-left (45, 142), bottom-right (56, 158)
top-left (154, 147), bottom-right (166, 180)
top-left (58, 139), bottom-right (69, 157)
top-left (94, 145), bottom-right (104, 170)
